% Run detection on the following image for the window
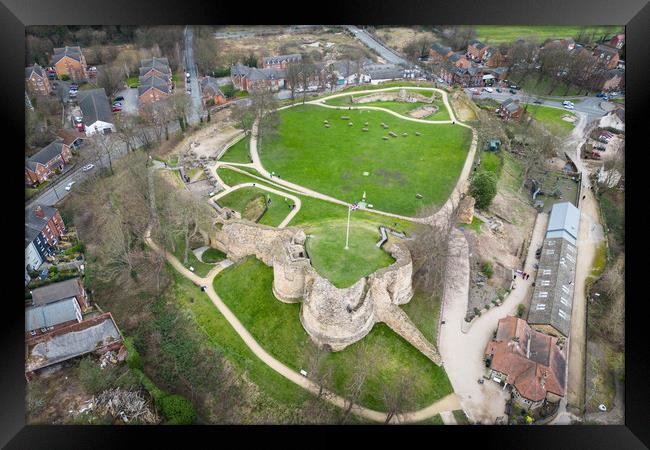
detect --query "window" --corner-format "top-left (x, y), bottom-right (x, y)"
top-left (541, 280), bottom-right (550, 286)
top-left (546, 249), bottom-right (555, 255)
top-left (536, 304), bottom-right (546, 311)
top-left (539, 292), bottom-right (548, 298)
top-left (558, 309), bottom-right (568, 320)
top-left (562, 285), bottom-right (570, 294)
top-left (543, 269), bottom-right (552, 276)
top-left (560, 296), bottom-right (570, 306)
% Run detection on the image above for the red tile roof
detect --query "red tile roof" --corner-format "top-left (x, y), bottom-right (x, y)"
top-left (485, 316), bottom-right (566, 402)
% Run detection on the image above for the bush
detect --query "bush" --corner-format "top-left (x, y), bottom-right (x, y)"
top-left (213, 67), bottom-right (230, 77)
top-left (481, 261), bottom-right (494, 279)
top-left (60, 74), bottom-right (70, 81)
top-left (64, 243), bottom-right (85, 255)
top-left (517, 303), bottom-right (526, 318)
top-left (221, 83), bottom-right (236, 98)
top-left (160, 394), bottom-right (197, 425)
top-left (470, 171), bottom-right (497, 210)
top-left (123, 337), bottom-right (144, 371)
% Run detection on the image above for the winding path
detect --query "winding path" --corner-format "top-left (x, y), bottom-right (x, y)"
top-left (144, 225), bottom-right (461, 423)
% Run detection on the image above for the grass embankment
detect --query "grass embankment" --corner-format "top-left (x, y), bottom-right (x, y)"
top-left (219, 135), bottom-right (252, 164)
top-left (213, 257), bottom-right (454, 411)
top-left (260, 104), bottom-right (471, 217)
top-left (171, 234), bottom-right (215, 277)
top-left (216, 186), bottom-right (291, 227)
top-left (526, 104), bottom-right (577, 137)
top-left (201, 248), bottom-right (226, 263)
top-left (400, 292), bottom-right (442, 345)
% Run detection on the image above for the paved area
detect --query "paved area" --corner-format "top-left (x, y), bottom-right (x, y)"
top-left (439, 410), bottom-right (458, 425)
top-left (114, 87), bottom-right (138, 115)
top-left (346, 26), bottom-right (411, 67)
top-left (439, 213), bottom-right (548, 424)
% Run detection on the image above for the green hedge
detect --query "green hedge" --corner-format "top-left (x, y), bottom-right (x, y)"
top-left (160, 395), bottom-right (197, 425)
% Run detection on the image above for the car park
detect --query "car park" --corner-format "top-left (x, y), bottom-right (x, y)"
top-left (82, 164), bottom-right (95, 172)
top-left (65, 181), bottom-right (76, 191)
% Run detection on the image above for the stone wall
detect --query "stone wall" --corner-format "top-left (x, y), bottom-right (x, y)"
top-left (351, 89), bottom-right (434, 105)
top-left (214, 219), bottom-right (442, 364)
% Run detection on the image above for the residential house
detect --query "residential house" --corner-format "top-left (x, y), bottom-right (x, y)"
top-left (25, 64), bottom-right (51, 96)
top-left (598, 107), bottom-right (624, 133)
top-left (484, 316), bottom-right (567, 410)
top-left (30, 277), bottom-right (90, 311)
top-left (330, 59), bottom-right (373, 86)
top-left (25, 312), bottom-right (123, 378)
top-left (528, 202), bottom-right (580, 338)
top-left (139, 57), bottom-right (172, 79)
top-left (609, 33), bottom-right (625, 50)
top-left (230, 64), bottom-right (286, 92)
top-left (138, 75), bottom-right (172, 105)
top-left (56, 128), bottom-right (86, 150)
top-left (363, 63), bottom-right (405, 85)
top-left (593, 45), bottom-right (620, 70)
top-left (199, 76), bottom-right (227, 106)
top-left (448, 52), bottom-right (471, 69)
top-left (484, 47), bottom-right (506, 68)
top-left (467, 40), bottom-right (488, 61)
top-left (77, 88), bottom-right (116, 136)
top-left (441, 63), bottom-right (483, 87)
top-left (262, 53), bottom-right (302, 70)
top-left (598, 68), bottom-right (624, 92)
top-left (25, 139), bottom-right (73, 186)
top-left (25, 297), bottom-right (83, 338)
top-left (497, 98), bottom-right (524, 121)
top-left (51, 46), bottom-right (87, 81)
top-left (429, 42), bottom-right (453, 64)
top-left (25, 205), bottom-right (67, 277)
top-left (544, 38), bottom-right (575, 51)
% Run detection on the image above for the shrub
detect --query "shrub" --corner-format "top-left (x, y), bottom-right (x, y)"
top-left (470, 171), bottom-right (497, 210)
top-left (123, 337), bottom-right (144, 371)
top-left (517, 303), bottom-right (526, 318)
top-left (64, 243), bottom-right (85, 255)
top-left (60, 74), bottom-right (70, 81)
top-left (213, 67), bottom-right (231, 77)
top-left (481, 261), bottom-right (494, 278)
top-left (160, 394), bottom-right (197, 425)
top-left (221, 83), bottom-right (236, 98)
top-left (77, 357), bottom-right (114, 394)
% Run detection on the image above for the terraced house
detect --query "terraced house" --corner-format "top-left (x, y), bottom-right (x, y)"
top-left (230, 64), bottom-right (287, 92)
top-left (50, 46), bottom-right (87, 81)
top-left (139, 57), bottom-right (172, 79)
top-left (25, 205), bottom-right (67, 281)
top-left (527, 202), bottom-right (580, 338)
top-left (138, 75), bottom-right (172, 105)
top-left (25, 139), bottom-right (72, 186)
top-left (25, 64), bottom-right (51, 96)
top-left (262, 53), bottom-right (302, 70)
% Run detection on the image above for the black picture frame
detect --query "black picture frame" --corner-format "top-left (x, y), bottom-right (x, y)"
top-left (4, 0), bottom-right (648, 448)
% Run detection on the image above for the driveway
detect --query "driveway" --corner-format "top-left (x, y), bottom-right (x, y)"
top-left (346, 25), bottom-right (411, 67)
top-left (114, 87), bottom-right (138, 115)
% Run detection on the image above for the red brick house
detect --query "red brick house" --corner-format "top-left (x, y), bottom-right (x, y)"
top-left (25, 64), bottom-right (51, 96)
top-left (484, 47), bottom-right (506, 68)
top-left (51, 46), bottom-right (87, 81)
top-left (25, 204), bottom-right (67, 249)
top-left (138, 75), bottom-right (172, 106)
top-left (593, 45), bottom-right (620, 70)
top-left (25, 139), bottom-right (73, 186)
top-left (199, 76), bottom-right (227, 106)
top-left (467, 40), bottom-right (488, 61)
top-left (484, 316), bottom-right (566, 410)
top-left (428, 42), bottom-right (453, 64)
top-left (441, 63), bottom-right (484, 87)
top-left (608, 33), bottom-right (625, 50)
top-left (231, 64), bottom-right (286, 92)
top-left (448, 52), bottom-right (471, 69)
top-left (262, 53), bottom-right (302, 70)
top-left (139, 57), bottom-right (172, 79)
top-left (599, 68), bottom-right (624, 92)
top-left (497, 98), bottom-right (524, 121)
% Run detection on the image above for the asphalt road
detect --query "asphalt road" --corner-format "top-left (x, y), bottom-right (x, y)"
top-left (465, 88), bottom-right (610, 120)
top-left (346, 25), bottom-right (410, 67)
top-left (184, 25), bottom-right (204, 124)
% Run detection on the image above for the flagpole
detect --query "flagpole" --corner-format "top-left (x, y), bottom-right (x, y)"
top-left (345, 206), bottom-right (351, 249)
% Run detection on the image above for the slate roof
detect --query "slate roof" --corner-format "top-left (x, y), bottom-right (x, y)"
top-left (51, 46), bottom-right (83, 65)
top-left (26, 64), bottom-right (45, 79)
top-left (263, 53), bottom-right (302, 66)
top-left (430, 42), bottom-right (452, 57)
top-left (140, 57), bottom-right (171, 73)
top-left (26, 139), bottom-right (65, 169)
top-left (25, 297), bottom-right (79, 332)
top-left (77, 88), bottom-right (112, 125)
top-left (31, 277), bottom-right (83, 307)
top-left (231, 64), bottom-right (286, 81)
top-left (594, 44), bottom-right (618, 58)
top-left (546, 202), bottom-right (580, 245)
top-left (500, 97), bottom-right (522, 113)
top-left (448, 52), bottom-right (465, 63)
top-left (485, 316), bottom-right (566, 402)
top-left (200, 76), bottom-right (224, 97)
top-left (138, 75), bottom-right (171, 96)
top-left (26, 313), bottom-right (122, 373)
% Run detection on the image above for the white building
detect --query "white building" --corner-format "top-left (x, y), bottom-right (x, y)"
top-left (77, 88), bottom-right (116, 136)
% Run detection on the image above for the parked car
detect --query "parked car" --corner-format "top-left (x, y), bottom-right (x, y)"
top-left (65, 181), bottom-right (76, 191)
top-left (483, 87), bottom-right (494, 93)
top-left (509, 88), bottom-right (517, 94)
top-left (563, 103), bottom-right (575, 110)
top-left (496, 88), bottom-right (502, 93)
top-left (509, 84), bottom-right (518, 89)
top-left (114, 96), bottom-right (125, 102)
top-left (75, 122), bottom-right (85, 132)
top-left (111, 105), bottom-right (122, 113)
top-left (112, 101), bottom-right (123, 107)
top-left (596, 92), bottom-right (607, 98)
top-left (82, 164), bottom-right (95, 172)
top-left (533, 99), bottom-right (542, 104)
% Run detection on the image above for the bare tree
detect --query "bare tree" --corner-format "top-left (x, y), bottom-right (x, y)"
top-left (286, 61), bottom-right (301, 102)
top-left (88, 133), bottom-right (119, 175)
top-left (97, 64), bottom-right (125, 98)
top-left (339, 341), bottom-right (373, 424)
top-left (382, 372), bottom-right (415, 424)
top-left (300, 344), bottom-right (334, 423)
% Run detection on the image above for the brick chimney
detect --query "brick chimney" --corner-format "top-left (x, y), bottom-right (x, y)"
top-left (34, 205), bottom-right (45, 219)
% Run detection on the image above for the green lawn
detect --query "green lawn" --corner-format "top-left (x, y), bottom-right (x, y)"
top-left (260, 104), bottom-right (472, 217)
top-left (201, 248), bottom-right (226, 263)
top-left (526, 105), bottom-right (576, 137)
top-left (478, 151), bottom-right (502, 176)
top-left (325, 98), bottom-right (450, 121)
top-left (127, 75), bottom-right (139, 88)
top-left (611, 98), bottom-right (624, 104)
top-left (341, 81), bottom-right (436, 93)
top-left (213, 257), bottom-right (454, 411)
top-left (416, 414), bottom-right (445, 425)
top-left (474, 26), bottom-right (623, 44)
top-left (170, 234), bottom-right (215, 277)
top-left (304, 219), bottom-right (395, 288)
top-left (400, 292), bottom-right (442, 345)
top-left (25, 180), bottom-right (51, 200)
top-left (463, 216), bottom-right (484, 234)
top-left (219, 136), bottom-right (251, 164)
top-left (216, 187), bottom-right (292, 227)
top-left (452, 409), bottom-right (470, 425)
top-left (510, 73), bottom-right (589, 97)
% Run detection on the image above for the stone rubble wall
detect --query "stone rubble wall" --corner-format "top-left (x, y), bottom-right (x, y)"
top-left (351, 89), bottom-right (434, 105)
top-left (214, 219), bottom-right (441, 364)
